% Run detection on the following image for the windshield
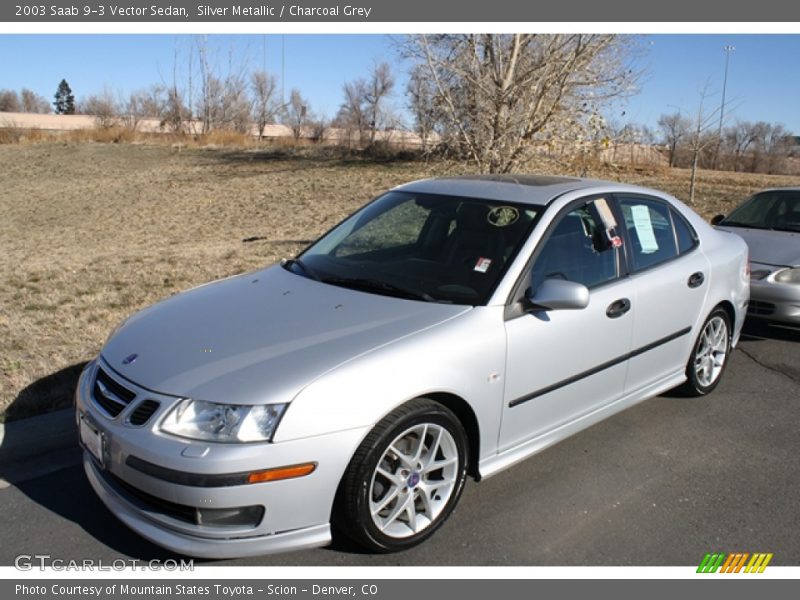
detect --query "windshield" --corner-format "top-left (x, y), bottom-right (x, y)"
top-left (722, 191), bottom-right (800, 232)
top-left (286, 191), bottom-right (541, 305)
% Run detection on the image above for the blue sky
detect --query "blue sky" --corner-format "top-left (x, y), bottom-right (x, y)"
top-left (1, 34), bottom-right (798, 134)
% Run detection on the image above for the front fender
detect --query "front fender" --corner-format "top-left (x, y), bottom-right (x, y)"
top-left (273, 307), bottom-right (507, 464)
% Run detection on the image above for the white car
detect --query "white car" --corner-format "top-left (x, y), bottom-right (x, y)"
top-left (75, 175), bottom-right (749, 558)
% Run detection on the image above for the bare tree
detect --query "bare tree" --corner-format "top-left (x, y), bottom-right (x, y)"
top-left (283, 88), bottom-right (311, 140)
top-left (0, 89), bottom-right (20, 112)
top-left (406, 64), bottom-right (439, 152)
top-left (121, 86), bottom-right (165, 131)
top-left (162, 87), bottom-right (189, 133)
top-left (722, 120), bottom-right (758, 172)
top-left (20, 89), bottom-right (50, 113)
top-left (657, 112), bottom-right (691, 167)
top-left (335, 79), bottom-right (368, 146)
top-left (80, 88), bottom-right (119, 128)
top-left (686, 83), bottom-right (723, 203)
top-left (195, 36), bottom-right (252, 133)
top-left (404, 34), bottom-right (638, 173)
top-left (363, 62), bottom-right (395, 144)
top-left (758, 123), bottom-right (794, 174)
top-left (251, 70), bottom-right (279, 138)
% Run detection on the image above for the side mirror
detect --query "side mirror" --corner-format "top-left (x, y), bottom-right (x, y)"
top-left (711, 214), bottom-right (725, 226)
top-left (526, 278), bottom-right (590, 311)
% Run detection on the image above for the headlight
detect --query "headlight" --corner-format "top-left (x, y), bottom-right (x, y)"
top-left (774, 268), bottom-right (800, 284)
top-left (160, 399), bottom-right (287, 443)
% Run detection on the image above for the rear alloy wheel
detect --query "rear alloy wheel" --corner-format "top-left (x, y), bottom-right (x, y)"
top-left (681, 308), bottom-right (732, 396)
top-left (336, 398), bottom-right (468, 552)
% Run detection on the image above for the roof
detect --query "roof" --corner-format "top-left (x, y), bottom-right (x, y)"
top-left (395, 174), bottom-right (643, 206)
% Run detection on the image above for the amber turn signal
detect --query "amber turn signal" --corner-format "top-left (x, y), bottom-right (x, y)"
top-left (247, 462), bottom-right (317, 484)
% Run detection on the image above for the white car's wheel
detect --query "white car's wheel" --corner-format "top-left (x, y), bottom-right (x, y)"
top-left (681, 308), bottom-right (732, 396)
top-left (336, 398), bottom-right (468, 552)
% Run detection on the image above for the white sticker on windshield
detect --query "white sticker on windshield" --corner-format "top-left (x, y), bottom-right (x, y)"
top-left (630, 205), bottom-right (659, 254)
top-left (474, 257), bottom-right (492, 273)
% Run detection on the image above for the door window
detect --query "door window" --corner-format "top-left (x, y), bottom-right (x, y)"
top-left (618, 197), bottom-right (680, 271)
top-left (531, 200), bottom-right (620, 291)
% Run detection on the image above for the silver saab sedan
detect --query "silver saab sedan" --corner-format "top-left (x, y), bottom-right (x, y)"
top-left (712, 187), bottom-right (800, 326)
top-left (75, 175), bottom-right (749, 558)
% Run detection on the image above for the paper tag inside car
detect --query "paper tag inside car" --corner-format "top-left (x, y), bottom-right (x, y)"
top-left (474, 257), bottom-right (492, 273)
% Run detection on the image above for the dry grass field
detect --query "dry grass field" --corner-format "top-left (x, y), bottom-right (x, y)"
top-left (1, 141), bottom-right (798, 421)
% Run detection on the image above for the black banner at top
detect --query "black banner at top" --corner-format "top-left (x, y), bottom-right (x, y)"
top-left (2, 0), bottom-right (800, 22)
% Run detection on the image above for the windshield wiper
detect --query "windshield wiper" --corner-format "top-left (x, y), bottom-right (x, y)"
top-left (321, 276), bottom-right (445, 303)
top-left (281, 258), bottom-right (322, 281)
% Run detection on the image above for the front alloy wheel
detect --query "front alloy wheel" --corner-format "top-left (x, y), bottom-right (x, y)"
top-left (336, 398), bottom-right (468, 552)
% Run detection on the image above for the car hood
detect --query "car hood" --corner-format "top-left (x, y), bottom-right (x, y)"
top-left (716, 226), bottom-right (800, 267)
top-left (102, 265), bottom-right (471, 405)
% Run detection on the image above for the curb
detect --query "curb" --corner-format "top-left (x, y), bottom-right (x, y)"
top-left (0, 408), bottom-right (77, 467)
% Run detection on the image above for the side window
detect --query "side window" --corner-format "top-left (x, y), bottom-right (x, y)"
top-left (672, 209), bottom-right (698, 254)
top-left (618, 197), bottom-right (679, 271)
top-left (531, 200), bottom-right (619, 291)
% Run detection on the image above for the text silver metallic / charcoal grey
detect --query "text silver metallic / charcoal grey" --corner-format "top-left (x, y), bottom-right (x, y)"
top-left (75, 175), bottom-right (749, 557)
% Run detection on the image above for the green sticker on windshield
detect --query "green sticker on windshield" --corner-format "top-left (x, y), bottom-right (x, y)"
top-left (487, 206), bottom-right (519, 227)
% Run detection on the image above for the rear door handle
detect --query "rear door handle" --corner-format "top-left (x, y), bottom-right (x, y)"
top-left (688, 272), bottom-right (705, 288)
top-left (606, 298), bottom-right (631, 319)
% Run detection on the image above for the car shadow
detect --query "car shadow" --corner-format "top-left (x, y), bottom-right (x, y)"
top-left (10, 462), bottom-right (198, 563)
top-left (0, 362), bottom-right (87, 483)
top-left (740, 320), bottom-right (800, 343)
top-left (5, 362), bottom-right (88, 422)
top-left (1, 362), bottom-right (203, 563)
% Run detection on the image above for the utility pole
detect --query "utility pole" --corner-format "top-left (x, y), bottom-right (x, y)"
top-left (714, 45), bottom-right (735, 169)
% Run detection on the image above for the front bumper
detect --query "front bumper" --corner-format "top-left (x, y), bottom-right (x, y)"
top-left (75, 358), bottom-right (369, 558)
top-left (748, 269), bottom-right (800, 325)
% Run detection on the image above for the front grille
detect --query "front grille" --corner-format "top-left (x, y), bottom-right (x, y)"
top-left (93, 368), bottom-right (136, 417)
top-left (128, 399), bottom-right (160, 426)
top-left (748, 300), bottom-right (776, 316)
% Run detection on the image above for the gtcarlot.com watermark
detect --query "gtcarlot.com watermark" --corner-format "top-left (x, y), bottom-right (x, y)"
top-left (14, 554), bottom-right (194, 571)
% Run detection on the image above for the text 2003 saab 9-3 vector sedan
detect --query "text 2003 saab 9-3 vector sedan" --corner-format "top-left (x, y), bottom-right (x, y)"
top-left (75, 175), bottom-right (749, 558)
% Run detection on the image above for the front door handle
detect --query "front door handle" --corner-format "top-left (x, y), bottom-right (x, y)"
top-left (606, 298), bottom-right (631, 319)
top-left (688, 272), bottom-right (705, 288)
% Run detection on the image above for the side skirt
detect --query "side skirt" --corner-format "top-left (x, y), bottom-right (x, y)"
top-left (477, 370), bottom-right (686, 481)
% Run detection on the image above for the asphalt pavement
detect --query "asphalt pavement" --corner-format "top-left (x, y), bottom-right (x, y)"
top-left (0, 322), bottom-right (797, 567)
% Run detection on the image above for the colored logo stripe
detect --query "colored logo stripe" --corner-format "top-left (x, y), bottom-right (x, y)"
top-left (697, 553), bottom-right (726, 573)
top-left (697, 552), bottom-right (773, 573)
top-left (745, 553), bottom-right (773, 573)
top-left (720, 553), bottom-right (748, 573)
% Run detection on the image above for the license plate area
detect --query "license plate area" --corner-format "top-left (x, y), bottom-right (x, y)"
top-left (79, 414), bottom-right (105, 468)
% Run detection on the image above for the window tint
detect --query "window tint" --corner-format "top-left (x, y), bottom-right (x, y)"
top-left (531, 201), bottom-right (619, 291)
top-left (618, 197), bottom-right (678, 271)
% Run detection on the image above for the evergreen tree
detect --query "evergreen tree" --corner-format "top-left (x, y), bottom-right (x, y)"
top-left (53, 79), bottom-right (75, 115)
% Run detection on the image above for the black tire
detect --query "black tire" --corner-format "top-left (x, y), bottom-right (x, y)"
top-left (679, 307), bottom-right (732, 396)
top-left (335, 398), bottom-right (468, 553)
